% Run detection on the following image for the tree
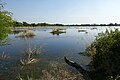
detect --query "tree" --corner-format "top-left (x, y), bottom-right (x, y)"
top-left (23, 21), bottom-right (29, 26)
top-left (0, 1), bottom-right (13, 40)
top-left (14, 21), bottom-right (23, 27)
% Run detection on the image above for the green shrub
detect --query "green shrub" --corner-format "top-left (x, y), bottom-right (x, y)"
top-left (50, 29), bottom-right (66, 35)
top-left (90, 29), bottom-right (120, 79)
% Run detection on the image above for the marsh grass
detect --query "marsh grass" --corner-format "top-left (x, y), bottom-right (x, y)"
top-left (78, 30), bottom-right (87, 32)
top-left (20, 45), bottom-right (42, 65)
top-left (0, 52), bottom-right (10, 61)
top-left (16, 30), bottom-right (36, 38)
top-left (17, 61), bottom-right (84, 80)
top-left (50, 29), bottom-right (66, 35)
top-left (40, 62), bottom-right (84, 80)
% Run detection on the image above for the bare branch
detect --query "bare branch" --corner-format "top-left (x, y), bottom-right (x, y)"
top-left (64, 57), bottom-right (92, 80)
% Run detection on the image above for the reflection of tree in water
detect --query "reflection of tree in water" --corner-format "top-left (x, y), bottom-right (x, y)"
top-left (0, 38), bottom-right (10, 46)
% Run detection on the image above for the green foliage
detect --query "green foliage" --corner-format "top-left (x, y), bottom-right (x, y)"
top-left (14, 21), bottom-right (23, 27)
top-left (13, 21), bottom-right (65, 27)
top-left (90, 29), bottom-right (120, 79)
top-left (0, 1), bottom-right (13, 40)
top-left (50, 29), bottom-right (66, 35)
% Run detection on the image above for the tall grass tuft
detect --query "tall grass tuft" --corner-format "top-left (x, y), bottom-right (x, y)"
top-left (40, 62), bottom-right (84, 80)
top-left (20, 45), bottom-right (42, 65)
top-left (16, 30), bottom-right (36, 38)
top-left (0, 52), bottom-right (10, 61)
top-left (17, 61), bottom-right (85, 80)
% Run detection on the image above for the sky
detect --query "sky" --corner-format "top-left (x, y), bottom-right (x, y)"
top-left (3, 0), bottom-right (120, 24)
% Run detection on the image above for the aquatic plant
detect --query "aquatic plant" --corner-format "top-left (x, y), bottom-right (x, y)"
top-left (17, 61), bottom-right (84, 80)
top-left (20, 58), bottom-right (38, 65)
top-left (40, 62), bottom-right (84, 80)
top-left (20, 45), bottom-right (42, 65)
top-left (91, 27), bottom-right (97, 30)
top-left (0, 52), bottom-right (9, 61)
top-left (50, 29), bottom-right (66, 35)
top-left (78, 29), bottom-right (87, 32)
top-left (16, 30), bottom-right (35, 38)
top-left (17, 74), bottom-right (34, 80)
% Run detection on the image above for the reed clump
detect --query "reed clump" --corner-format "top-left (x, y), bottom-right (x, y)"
top-left (40, 62), bottom-right (84, 80)
top-left (50, 29), bottom-right (66, 35)
top-left (17, 30), bottom-right (36, 38)
top-left (0, 52), bottom-right (10, 61)
top-left (17, 61), bottom-right (84, 80)
top-left (20, 46), bottom-right (42, 65)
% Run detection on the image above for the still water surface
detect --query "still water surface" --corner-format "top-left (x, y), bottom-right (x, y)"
top-left (0, 26), bottom-right (119, 79)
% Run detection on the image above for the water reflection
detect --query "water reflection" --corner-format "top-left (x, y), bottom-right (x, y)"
top-left (0, 26), bottom-right (120, 79)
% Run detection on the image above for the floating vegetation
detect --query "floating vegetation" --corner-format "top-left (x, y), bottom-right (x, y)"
top-left (50, 29), bottom-right (66, 35)
top-left (85, 31), bottom-right (88, 34)
top-left (16, 30), bottom-right (36, 38)
top-left (91, 27), bottom-right (97, 30)
top-left (78, 29), bottom-right (87, 32)
top-left (79, 52), bottom-right (86, 54)
top-left (0, 52), bottom-right (10, 61)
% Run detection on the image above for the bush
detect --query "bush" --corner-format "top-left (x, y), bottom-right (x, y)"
top-left (90, 29), bottom-right (120, 79)
top-left (17, 30), bottom-right (36, 38)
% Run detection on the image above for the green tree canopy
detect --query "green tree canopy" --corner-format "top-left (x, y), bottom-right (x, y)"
top-left (0, 1), bottom-right (13, 40)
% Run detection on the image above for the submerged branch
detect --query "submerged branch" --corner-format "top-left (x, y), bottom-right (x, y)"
top-left (64, 57), bottom-right (92, 80)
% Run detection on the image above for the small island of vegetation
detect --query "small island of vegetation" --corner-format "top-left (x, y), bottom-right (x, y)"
top-left (50, 29), bottom-right (66, 35)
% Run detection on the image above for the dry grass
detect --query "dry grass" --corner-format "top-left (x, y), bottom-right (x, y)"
top-left (20, 58), bottom-right (38, 65)
top-left (20, 46), bottom-right (42, 65)
top-left (16, 30), bottom-right (36, 38)
top-left (0, 52), bottom-right (10, 61)
top-left (40, 62), bottom-right (85, 80)
top-left (87, 47), bottom-right (96, 57)
top-left (17, 61), bottom-right (85, 80)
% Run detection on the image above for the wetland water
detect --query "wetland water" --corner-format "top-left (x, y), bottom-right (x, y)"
top-left (0, 26), bottom-right (119, 79)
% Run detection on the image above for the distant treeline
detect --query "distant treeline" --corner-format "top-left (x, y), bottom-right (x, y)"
top-left (14, 21), bottom-right (120, 27)
top-left (14, 21), bottom-right (64, 27)
top-left (80, 23), bottom-right (120, 26)
top-left (68, 23), bottom-right (120, 26)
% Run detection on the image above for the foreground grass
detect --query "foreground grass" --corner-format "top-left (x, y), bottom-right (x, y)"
top-left (17, 61), bottom-right (84, 80)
